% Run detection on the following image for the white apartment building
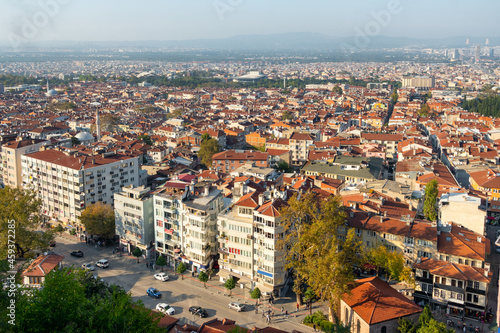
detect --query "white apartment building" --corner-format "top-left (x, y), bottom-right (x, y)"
top-left (21, 148), bottom-right (141, 226)
top-left (217, 190), bottom-right (288, 294)
top-left (1, 138), bottom-right (48, 188)
top-left (114, 185), bottom-right (155, 258)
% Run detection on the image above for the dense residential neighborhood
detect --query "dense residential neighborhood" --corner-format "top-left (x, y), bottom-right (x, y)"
top-left (2, 56), bottom-right (500, 333)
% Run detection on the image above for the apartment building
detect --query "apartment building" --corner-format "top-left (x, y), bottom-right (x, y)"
top-left (114, 185), bottom-right (155, 257)
top-left (1, 138), bottom-right (48, 188)
top-left (21, 148), bottom-right (141, 225)
top-left (360, 133), bottom-right (404, 160)
top-left (212, 150), bottom-right (269, 173)
top-left (218, 190), bottom-right (288, 294)
top-left (413, 257), bottom-right (491, 319)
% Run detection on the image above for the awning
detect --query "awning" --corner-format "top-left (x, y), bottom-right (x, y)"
top-left (257, 270), bottom-right (273, 278)
top-left (487, 216), bottom-right (495, 220)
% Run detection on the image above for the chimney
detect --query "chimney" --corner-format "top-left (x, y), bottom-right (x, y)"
top-left (258, 193), bottom-right (264, 206)
top-left (350, 211), bottom-right (354, 218)
top-left (204, 185), bottom-right (210, 196)
top-left (383, 211), bottom-right (387, 218)
top-left (379, 216), bottom-right (383, 223)
top-left (190, 180), bottom-right (195, 194)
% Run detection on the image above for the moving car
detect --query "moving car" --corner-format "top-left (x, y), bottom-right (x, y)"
top-left (154, 272), bottom-right (169, 281)
top-left (228, 302), bottom-right (245, 312)
top-left (70, 250), bottom-right (84, 257)
top-left (189, 306), bottom-right (208, 318)
top-left (82, 263), bottom-right (95, 271)
top-left (156, 303), bottom-right (175, 315)
top-left (95, 259), bottom-right (109, 268)
top-left (147, 287), bottom-right (162, 299)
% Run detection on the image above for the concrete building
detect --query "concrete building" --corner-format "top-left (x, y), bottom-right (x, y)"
top-left (21, 254), bottom-right (64, 288)
top-left (402, 76), bottom-right (435, 90)
top-left (1, 138), bottom-right (48, 188)
top-left (114, 185), bottom-right (155, 258)
top-left (439, 192), bottom-right (487, 236)
top-left (21, 148), bottom-right (142, 226)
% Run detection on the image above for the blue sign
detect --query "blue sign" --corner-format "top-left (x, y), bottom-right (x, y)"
top-left (257, 270), bottom-right (273, 278)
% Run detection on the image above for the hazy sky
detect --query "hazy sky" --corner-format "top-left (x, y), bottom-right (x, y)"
top-left (0, 0), bottom-right (498, 42)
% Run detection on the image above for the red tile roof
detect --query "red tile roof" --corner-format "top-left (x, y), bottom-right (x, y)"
top-left (21, 254), bottom-right (64, 277)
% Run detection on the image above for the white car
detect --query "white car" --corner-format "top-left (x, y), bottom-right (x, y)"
top-left (156, 303), bottom-right (175, 315)
top-left (154, 273), bottom-right (169, 281)
top-left (82, 263), bottom-right (95, 271)
top-left (95, 259), bottom-right (109, 268)
top-left (228, 302), bottom-right (245, 312)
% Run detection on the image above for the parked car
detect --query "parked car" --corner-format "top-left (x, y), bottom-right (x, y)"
top-left (95, 259), bottom-right (109, 268)
top-left (147, 287), bottom-right (162, 299)
top-left (156, 303), bottom-right (175, 315)
top-left (154, 273), bottom-right (169, 281)
top-left (81, 263), bottom-right (95, 271)
top-left (49, 241), bottom-right (56, 247)
top-left (228, 302), bottom-right (245, 312)
top-left (70, 250), bottom-right (84, 257)
top-left (189, 306), bottom-right (208, 318)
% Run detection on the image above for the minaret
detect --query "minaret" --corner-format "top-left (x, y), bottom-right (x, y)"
top-left (96, 107), bottom-right (101, 142)
top-left (46, 77), bottom-right (49, 92)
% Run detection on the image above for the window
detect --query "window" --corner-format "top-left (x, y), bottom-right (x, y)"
top-left (441, 278), bottom-right (446, 285)
top-left (357, 320), bottom-right (360, 333)
top-left (457, 294), bottom-right (463, 301)
top-left (451, 279), bottom-right (456, 287)
top-left (473, 295), bottom-right (479, 303)
top-left (458, 281), bottom-right (463, 288)
top-left (381, 327), bottom-right (387, 333)
top-left (474, 281), bottom-right (480, 289)
top-left (345, 308), bottom-right (348, 324)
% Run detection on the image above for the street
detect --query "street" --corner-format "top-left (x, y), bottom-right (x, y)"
top-left (54, 233), bottom-right (316, 331)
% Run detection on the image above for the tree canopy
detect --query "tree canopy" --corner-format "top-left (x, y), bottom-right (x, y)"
top-left (224, 276), bottom-right (236, 295)
top-left (155, 255), bottom-right (167, 272)
top-left (423, 179), bottom-right (438, 221)
top-left (462, 94), bottom-right (500, 117)
top-left (0, 187), bottom-right (57, 258)
top-left (198, 135), bottom-right (221, 167)
top-left (79, 202), bottom-right (115, 239)
top-left (0, 268), bottom-right (164, 333)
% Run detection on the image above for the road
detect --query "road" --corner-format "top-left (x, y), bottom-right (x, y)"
top-left (54, 233), bottom-right (316, 332)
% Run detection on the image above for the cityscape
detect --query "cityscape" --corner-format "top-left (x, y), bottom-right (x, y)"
top-left (1, 1), bottom-right (500, 333)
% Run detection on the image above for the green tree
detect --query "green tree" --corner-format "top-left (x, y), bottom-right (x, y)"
top-left (198, 271), bottom-right (209, 288)
top-left (227, 326), bottom-right (248, 333)
top-left (251, 287), bottom-right (262, 305)
top-left (198, 135), bottom-right (221, 167)
top-left (132, 247), bottom-right (143, 263)
top-left (398, 317), bottom-right (417, 333)
top-left (391, 92), bottom-right (399, 104)
top-left (332, 85), bottom-right (343, 95)
top-left (156, 255), bottom-right (167, 272)
top-left (419, 305), bottom-right (433, 328)
top-left (275, 160), bottom-right (293, 173)
top-left (304, 287), bottom-right (316, 316)
top-left (423, 179), bottom-right (438, 221)
top-left (138, 134), bottom-right (153, 146)
top-left (418, 104), bottom-right (430, 117)
top-left (176, 262), bottom-right (186, 280)
top-left (79, 202), bottom-right (115, 239)
top-left (71, 136), bottom-right (81, 147)
top-left (418, 319), bottom-right (454, 333)
top-left (282, 110), bottom-right (293, 121)
top-left (0, 187), bottom-right (56, 258)
top-left (224, 276), bottom-right (236, 295)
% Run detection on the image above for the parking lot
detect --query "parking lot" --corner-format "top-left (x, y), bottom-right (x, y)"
top-left (55, 233), bottom-right (314, 331)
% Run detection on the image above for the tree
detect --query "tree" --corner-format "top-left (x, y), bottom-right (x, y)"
top-left (224, 276), bottom-right (236, 295)
top-left (275, 160), bottom-right (293, 173)
top-left (423, 179), bottom-right (438, 221)
top-left (417, 104), bottom-right (430, 117)
top-left (419, 305), bottom-right (433, 328)
top-left (71, 136), bottom-right (80, 147)
top-left (282, 110), bottom-right (293, 121)
top-left (198, 135), bottom-right (220, 167)
top-left (251, 287), bottom-right (262, 305)
top-left (5, 267), bottom-right (165, 333)
top-left (156, 255), bottom-right (167, 272)
top-left (79, 202), bottom-right (115, 239)
top-left (398, 317), bottom-right (417, 333)
top-left (0, 187), bottom-right (56, 258)
top-left (391, 92), bottom-right (399, 104)
top-left (99, 114), bottom-right (120, 132)
top-left (132, 247), bottom-right (143, 263)
top-left (227, 326), bottom-right (248, 333)
top-left (176, 262), bottom-right (186, 280)
top-left (198, 271), bottom-right (209, 288)
top-left (332, 85), bottom-right (343, 95)
top-left (304, 287), bottom-right (316, 316)
top-left (138, 134), bottom-right (153, 146)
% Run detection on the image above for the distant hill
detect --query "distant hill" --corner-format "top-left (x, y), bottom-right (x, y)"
top-left (0, 33), bottom-right (499, 51)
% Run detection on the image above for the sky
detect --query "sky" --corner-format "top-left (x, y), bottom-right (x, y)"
top-left (0, 0), bottom-right (498, 43)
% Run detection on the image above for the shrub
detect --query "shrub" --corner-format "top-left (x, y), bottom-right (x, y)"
top-left (69, 229), bottom-right (76, 235)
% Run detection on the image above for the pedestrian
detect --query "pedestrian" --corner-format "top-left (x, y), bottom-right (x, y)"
top-left (146, 262), bottom-right (149, 268)
top-left (272, 310), bottom-right (275, 318)
top-left (296, 303), bottom-right (299, 312)
top-left (262, 311), bottom-right (265, 318)
top-left (266, 314), bottom-right (269, 323)
top-left (285, 310), bottom-right (288, 319)
top-left (463, 325), bottom-right (466, 333)
top-left (313, 323), bottom-right (317, 332)
top-left (281, 306), bottom-right (284, 316)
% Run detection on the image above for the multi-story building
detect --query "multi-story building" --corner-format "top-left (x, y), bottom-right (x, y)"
top-left (21, 148), bottom-right (141, 226)
top-left (218, 189), bottom-right (288, 294)
top-left (212, 150), bottom-right (269, 173)
top-left (413, 257), bottom-right (491, 319)
top-left (114, 185), bottom-right (155, 258)
top-left (183, 184), bottom-right (223, 271)
top-left (402, 76), bottom-right (435, 90)
top-left (27, 125), bottom-right (70, 140)
top-left (1, 138), bottom-right (48, 188)
top-left (468, 169), bottom-right (500, 218)
top-left (360, 133), bottom-right (403, 160)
